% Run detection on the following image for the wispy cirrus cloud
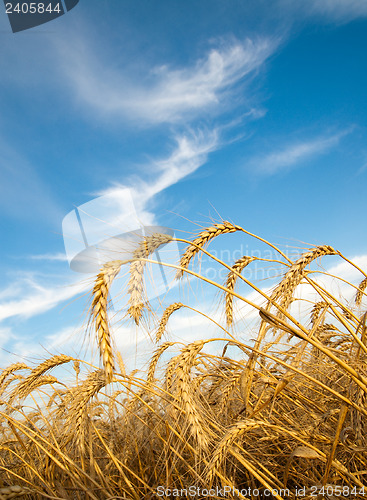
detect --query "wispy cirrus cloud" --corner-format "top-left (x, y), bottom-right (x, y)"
top-left (57, 35), bottom-right (279, 233)
top-left (251, 128), bottom-right (352, 175)
top-left (279, 0), bottom-right (367, 22)
top-left (99, 129), bottom-right (219, 224)
top-left (313, 0), bottom-right (367, 19)
top-left (59, 37), bottom-right (278, 125)
top-left (0, 275), bottom-right (87, 322)
top-left (29, 253), bottom-right (69, 262)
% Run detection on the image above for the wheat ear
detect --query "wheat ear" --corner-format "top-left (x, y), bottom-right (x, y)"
top-left (225, 256), bottom-right (254, 327)
top-left (156, 303), bottom-right (184, 343)
top-left (356, 277), bottom-right (367, 306)
top-left (311, 301), bottom-right (329, 325)
top-left (172, 341), bottom-right (211, 450)
top-left (147, 341), bottom-right (175, 385)
top-left (176, 221), bottom-right (241, 278)
top-left (9, 355), bottom-right (72, 404)
top-left (271, 245), bottom-right (337, 311)
top-left (127, 233), bottom-right (172, 325)
top-left (206, 420), bottom-right (260, 484)
top-left (90, 260), bottom-right (122, 383)
top-left (67, 369), bottom-right (107, 453)
top-left (17, 376), bottom-right (60, 401)
top-left (0, 363), bottom-right (29, 395)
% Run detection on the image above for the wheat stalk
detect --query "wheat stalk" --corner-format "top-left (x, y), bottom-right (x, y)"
top-left (90, 260), bottom-right (122, 383)
top-left (225, 256), bottom-right (254, 327)
top-left (310, 301), bottom-right (329, 325)
top-left (356, 277), bottom-right (367, 306)
top-left (67, 369), bottom-right (107, 453)
top-left (271, 245), bottom-right (337, 312)
top-left (9, 355), bottom-right (72, 404)
top-left (147, 341), bottom-right (175, 385)
top-left (127, 233), bottom-right (172, 325)
top-left (1, 220), bottom-right (367, 493)
top-left (156, 303), bottom-right (184, 343)
top-left (170, 341), bottom-right (211, 450)
top-left (176, 221), bottom-right (241, 278)
top-left (0, 363), bottom-right (29, 396)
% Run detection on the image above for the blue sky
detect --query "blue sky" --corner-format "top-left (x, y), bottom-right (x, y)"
top-left (0, 0), bottom-right (366, 368)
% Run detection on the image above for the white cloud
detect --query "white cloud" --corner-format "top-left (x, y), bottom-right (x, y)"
top-left (308, 0), bottom-right (367, 20)
top-left (279, 0), bottom-right (367, 22)
top-left (0, 276), bottom-right (88, 322)
top-left (57, 36), bottom-right (278, 250)
top-left (29, 253), bottom-right (69, 262)
top-left (98, 129), bottom-right (219, 226)
top-left (251, 129), bottom-right (352, 175)
top-left (0, 326), bottom-right (16, 350)
top-left (0, 324), bottom-right (89, 368)
top-left (58, 37), bottom-right (278, 125)
top-left (324, 255), bottom-right (367, 284)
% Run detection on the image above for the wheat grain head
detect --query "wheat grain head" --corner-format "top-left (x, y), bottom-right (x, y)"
top-left (156, 303), bottom-right (184, 343)
top-left (356, 277), bottom-right (367, 306)
top-left (67, 369), bottom-right (107, 453)
top-left (271, 245), bottom-right (337, 312)
top-left (176, 221), bottom-right (241, 279)
top-left (127, 233), bottom-right (172, 325)
top-left (225, 256), bottom-right (254, 327)
top-left (90, 260), bottom-right (123, 383)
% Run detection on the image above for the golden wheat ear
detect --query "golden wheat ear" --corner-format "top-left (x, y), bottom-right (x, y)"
top-left (127, 233), bottom-right (172, 325)
top-left (0, 486), bottom-right (34, 498)
top-left (225, 256), bottom-right (255, 327)
top-left (270, 245), bottom-right (338, 312)
top-left (156, 303), bottom-right (183, 343)
top-left (356, 277), bottom-right (367, 306)
top-left (176, 221), bottom-right (241, 278)
top-left (90, 260), bottom-right (123, 383)
top-left (66, 369), bottom-right (107, 453)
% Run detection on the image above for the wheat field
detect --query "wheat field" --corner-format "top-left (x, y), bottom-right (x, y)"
top-left (0, 221), bottom-right (366, 499)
